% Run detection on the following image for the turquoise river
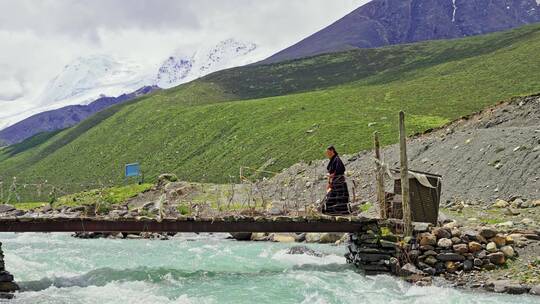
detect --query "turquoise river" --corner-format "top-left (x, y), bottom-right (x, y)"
top-left (0, 233), bottom-right (538, 304)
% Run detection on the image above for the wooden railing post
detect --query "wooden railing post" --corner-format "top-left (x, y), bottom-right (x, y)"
top-left (373, 132), bottom-right (386, 219)
top-left (399, 111), bottom-right (412, 236)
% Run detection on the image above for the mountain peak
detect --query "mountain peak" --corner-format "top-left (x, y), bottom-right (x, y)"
top-left (261, 0), bottom-right (540, 64)
top-left (155, 39), bottom-right (258, 89)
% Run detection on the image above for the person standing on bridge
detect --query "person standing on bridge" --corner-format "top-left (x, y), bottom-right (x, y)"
top-left (322, 146), bottom-right (351, 215)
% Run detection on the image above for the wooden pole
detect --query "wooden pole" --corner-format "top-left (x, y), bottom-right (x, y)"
top-left (399, 111), bottom-right (412, 236)
top-left (373, 132), bottom-right (386, 219)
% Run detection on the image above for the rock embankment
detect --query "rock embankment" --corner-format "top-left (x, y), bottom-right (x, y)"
top-left (0, 242), bottom-right (18, 299)
top-left (346, 220), bottom-right (540, 296)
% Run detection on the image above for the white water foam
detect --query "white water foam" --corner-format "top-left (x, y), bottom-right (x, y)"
top-left (271, 249), bottom-right (346, 266)
top-left (11, 281), bottom-right (213, 304)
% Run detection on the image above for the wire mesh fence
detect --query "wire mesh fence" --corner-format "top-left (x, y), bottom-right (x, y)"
top-left (0, 165), bottom-right (374, 219)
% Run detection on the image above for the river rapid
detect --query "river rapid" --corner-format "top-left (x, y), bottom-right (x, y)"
top-left (0, 233), bottom-right (538, 304)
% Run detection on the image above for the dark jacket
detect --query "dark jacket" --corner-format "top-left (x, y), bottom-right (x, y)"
top-left (327, 154), bottom-right (345, 176)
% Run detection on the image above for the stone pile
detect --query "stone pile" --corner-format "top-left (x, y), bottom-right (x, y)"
top-left (345, 220), bottom-right (400, 275)
top-left (413, 225), bottom-right (517, 275)
top-left (346, 220), bottom-right (527, 289)
top-left (0, 242), bottom-right (18, 299)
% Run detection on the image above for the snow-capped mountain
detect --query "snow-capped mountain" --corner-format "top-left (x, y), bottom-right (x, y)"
top-left (156, 39), bottom-right (258, 88)
top-left (38, 55), bottom-right (153, 108)
top-left (0, 39), bottom-right (263, 144)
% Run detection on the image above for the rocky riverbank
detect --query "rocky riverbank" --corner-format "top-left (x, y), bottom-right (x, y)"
top-left (0, 242), bottom-right (18, 299)
top-left (346, 219), bottom-right (540, 296)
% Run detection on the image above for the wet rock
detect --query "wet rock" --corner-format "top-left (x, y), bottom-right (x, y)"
top-left (305, 233), bottom-right (322, 243)
top-left (319, 233), bottom-right (343, 244)
top-left (0, 272), bottom-right (13, 283)
top-left (530, 285), bottom-right (540, 295)
top-left (250, 233), bottom-right (268, 241)
top-left (230, 233), bottom-right (252, 241)
top-left (500, 245), bottom-right (515, 258)
top-left (473, 258), bottom-right (483, 266)
top-left (0, 282), bottom-right (19, 293)
top-left (487, 252), bottom-right (506, 265)
top-left (399, 263), bottom-right (424, 277)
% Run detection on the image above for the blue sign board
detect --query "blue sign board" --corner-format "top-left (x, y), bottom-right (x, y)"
top-left (125, 163), bottom-right (141, 177)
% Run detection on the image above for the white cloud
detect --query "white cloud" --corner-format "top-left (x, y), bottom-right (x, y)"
top-left (0, 77), bottom-right (24, 100)
top-left (0, 0), bottom-right (371, 129)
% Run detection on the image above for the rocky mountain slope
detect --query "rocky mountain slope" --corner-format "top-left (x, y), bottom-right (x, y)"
top-left (262, 0), bottom-right (540, 64)
top-left (267, 94), bottom-right (540, 205)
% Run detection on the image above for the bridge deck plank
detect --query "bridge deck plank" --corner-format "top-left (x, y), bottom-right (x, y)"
top-left (0, 217), bottom-right (378, 233)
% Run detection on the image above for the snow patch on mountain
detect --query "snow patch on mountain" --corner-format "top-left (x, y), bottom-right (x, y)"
top-left (38, 55), bottom-right (153, 107)
top-left (155, 39), bottom-right (259, 89)
top-left (452, 0), bottom-right (458, 22)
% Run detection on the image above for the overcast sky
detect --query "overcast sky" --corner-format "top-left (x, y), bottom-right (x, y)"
top-left (0, 0), bottom-right (370, 128)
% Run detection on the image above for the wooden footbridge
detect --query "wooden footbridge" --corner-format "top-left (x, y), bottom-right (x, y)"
top-left (0, 216), bottom-right (386, 233)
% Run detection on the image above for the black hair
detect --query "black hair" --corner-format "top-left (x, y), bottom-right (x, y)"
top-left (327, 145), bottom-right (338, 155)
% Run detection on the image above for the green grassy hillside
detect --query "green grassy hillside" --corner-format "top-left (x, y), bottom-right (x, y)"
top-left (1, 23), bottom-right (540, 200)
